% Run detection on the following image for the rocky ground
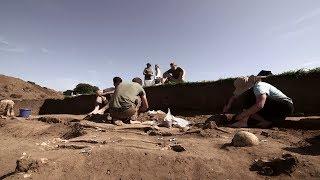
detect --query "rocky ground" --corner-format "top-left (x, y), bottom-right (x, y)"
top-left (0, 114), bottom-right (319, 179)
top-left (0, 75), bottom-right (63, 100)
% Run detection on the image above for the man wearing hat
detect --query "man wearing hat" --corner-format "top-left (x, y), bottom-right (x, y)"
top-left (143, 63), bottom-right (154, 87)
top-left (223, 75), bottom-right (294, 128)
top-left (163, 62), bottom-right (185, 83)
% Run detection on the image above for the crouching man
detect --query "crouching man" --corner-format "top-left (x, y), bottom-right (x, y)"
top-left (109, 77), bottom-right (149, 125)
top-left (88, 77), bottom-right (122, 115)
top-left (224, 76), bottom-right (294, 128)
top-left (0, 99), bottom-right (15, 117)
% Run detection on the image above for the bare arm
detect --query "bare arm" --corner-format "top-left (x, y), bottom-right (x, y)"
top-left (178, 69), bottom-right (184, 79)
top-left (163, 69), bottom-right (171, 76)
top-left (139, 95), bottom-right (149, 112)
top-left (236, 94), bottom-right (267, 120)
top-left (88, 96), bottom-right (102, 115)
top-left (223, 95), bottom-right (237, 113)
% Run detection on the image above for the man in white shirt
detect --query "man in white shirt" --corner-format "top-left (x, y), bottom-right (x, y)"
top-left (154, 64), bottom-right (162, 85)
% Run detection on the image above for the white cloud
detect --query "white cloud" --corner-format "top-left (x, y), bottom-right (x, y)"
top-left (0, 39), bottom-right (9, 46)
top-left (0, 47), bottom-right (25, 53)
top-left (302, 59), bottom-right (320, 68)
top-left (0, 37), bottom-right (26, 53)
top-left (268, 7), bottom-right (320, 38)
top-left (279, 26), bottom-right (313, 39)
top-left (294, 7), bottom-right (320, 25)
top-left (41, 48), bottom-right (50, 54)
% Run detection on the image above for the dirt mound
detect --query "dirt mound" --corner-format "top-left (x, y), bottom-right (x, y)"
top-left (62, 123), bottom-right (86, 140)
top-left (16, 157), bottom-right (39, 173)
top-left (0, 74), bottom-right (63, 100)
top-left (250, 154), bottom-right (299, 176)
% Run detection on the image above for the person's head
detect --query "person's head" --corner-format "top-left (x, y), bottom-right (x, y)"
top-left (155, 64), bottom-right (159, 69)
top-left (233, 75), bottom-right (264, 96)
top-left (170, 62), bottom-right (177, 70)
top-left (96, 90), bottom-right (103, 96)
top-left (132, 77), bottom-right (143, 86)
top-left (113, 77), bottom-right (122, 87)
top-left (146, 63), bottom-right (151, 68)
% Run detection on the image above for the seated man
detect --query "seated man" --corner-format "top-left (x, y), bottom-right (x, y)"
top-left (88, 77), bottom-right (122, 115)
top-left (0, 99), bottom-right (15, 117)
top-left (109, 77), bottom-right (149, 125)
top-left (162, 62), bottom-right (185, 83)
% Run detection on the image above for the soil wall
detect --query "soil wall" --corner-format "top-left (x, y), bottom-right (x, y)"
top-left (38, 95), bottom-right (97, 115)
top-left (13, 73), bottom-right (320, 116)
top-left (145, 73), bottom-right (320, 115)
top-left (14, 95), bottom-right (96, 115)
top-left (13, 99), bottom-right (45, 115)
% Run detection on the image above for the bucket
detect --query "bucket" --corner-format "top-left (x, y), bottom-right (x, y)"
top-left (19, 108), bottom-right (31, 118)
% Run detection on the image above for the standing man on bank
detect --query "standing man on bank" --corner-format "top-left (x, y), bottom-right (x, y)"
top-left (143, 63), bottom-right (154, 87)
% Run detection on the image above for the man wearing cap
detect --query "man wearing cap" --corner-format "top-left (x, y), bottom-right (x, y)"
top-left (109, 77), bottom-right (149, 125)
top-left (143, 63), bottom-right (154, 87)
top-left (223, 75), bottom-right (294, 128)
top-left (163, 62), bottom-right (185, 83)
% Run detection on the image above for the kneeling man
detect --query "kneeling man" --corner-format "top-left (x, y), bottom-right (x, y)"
top-left (109, 77), bottom-right (149, 124)
top-left (0, 99), bottom-right (15, 117)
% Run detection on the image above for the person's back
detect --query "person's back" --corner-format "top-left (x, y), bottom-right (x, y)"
top-left (168, 67), bottom-right (183, 79)
top-left (0, 99), bottom-right (15, 116)
top-left (144, 67), bottom-right (153, 80)
top-left (110, 82), bottom-right (145, 110)
top-left (253, 82), bottom-right (292, 103)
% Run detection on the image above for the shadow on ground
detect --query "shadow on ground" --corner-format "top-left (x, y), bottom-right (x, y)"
top-left (0, 171), bottom-right (15, 179)
top-left (283, 135), bottom-right (320, 156)
top-left (278, 118), bottom-right (320, 130)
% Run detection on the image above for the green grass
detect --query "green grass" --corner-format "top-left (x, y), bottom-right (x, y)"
top-left (276, 67), bottom-right (320, 77)
top-left (145, 67), bottom-right (320, 88)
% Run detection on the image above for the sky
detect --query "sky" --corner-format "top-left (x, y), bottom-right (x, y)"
top-left (0, 0), bottom-right (320, 91)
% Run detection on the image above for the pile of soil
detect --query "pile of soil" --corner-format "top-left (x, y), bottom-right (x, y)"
top-left (0, 74), bottom-right (63, 100)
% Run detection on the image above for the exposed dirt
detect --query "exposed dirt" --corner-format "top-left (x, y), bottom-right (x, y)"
top-left (0, 114), bottom-right (319, 179)
top-left (145, 72), bottom-right (320, 115)
top-left (9, 72), bottom-right (319, 117)
top-left (0, 74), bottom-right (63, 100)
